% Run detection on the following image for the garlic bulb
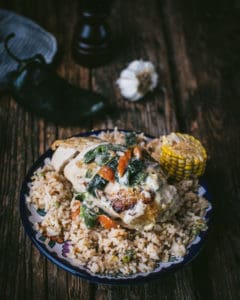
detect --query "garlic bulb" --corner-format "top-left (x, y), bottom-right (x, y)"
top-left (116, 60), bottom-right (158, 101)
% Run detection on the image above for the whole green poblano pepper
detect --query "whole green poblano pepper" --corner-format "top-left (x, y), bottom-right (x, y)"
top-left (3, 33), bottom-right (109, 125)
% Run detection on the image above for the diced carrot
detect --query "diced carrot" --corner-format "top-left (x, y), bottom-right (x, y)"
top-left (71, 207), bottom-right (80, 220)
top-left (133, 146), bottom-right (142, 159)
top-left (118, 149), bottom-right (132, 177)
top-left (98, 215), bottom-right (118, 229)
top-left (48, 236), bottom-right (64, 244)
top-left (98, 165), bottom-right (115, 182)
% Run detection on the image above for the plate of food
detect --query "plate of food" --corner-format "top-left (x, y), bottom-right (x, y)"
top-left (20, 129), bottom-right (212, 285)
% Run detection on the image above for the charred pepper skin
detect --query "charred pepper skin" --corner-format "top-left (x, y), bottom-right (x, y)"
top-left (4, 34), bottom-right (108, 125)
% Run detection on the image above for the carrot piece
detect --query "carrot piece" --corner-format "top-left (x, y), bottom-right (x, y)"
top-left (98, 165), bottom-right (115, 182)
top-left (71, 207), bottom-right (80, 220)
top-left (98, 215), bottom-right (118, 229)
top-left (50, 236), bottom-right (64, 244)
top-left (133, 146), bottom-right (142, 159)
top-left (118, 149), bottom-right (132, 177)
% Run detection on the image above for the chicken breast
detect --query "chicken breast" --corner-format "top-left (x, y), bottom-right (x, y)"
top-left (51, 136), bottom-right (180, 230)
top-left (51, 147), bottom-right (77, 172)
top-left (51, 136), bottom-right (107, 172)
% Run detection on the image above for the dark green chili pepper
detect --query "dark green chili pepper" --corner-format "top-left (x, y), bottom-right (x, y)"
top-left (3, 33), bottom-right (110, 125)
top-left (87, 174), bottom-right (108, 196)
top-left (80, 205), bottom-right (98, 228)
top-left (125, 132), bottom-right (137, 147)
top-left (83, 144), bottom-right (111, 163)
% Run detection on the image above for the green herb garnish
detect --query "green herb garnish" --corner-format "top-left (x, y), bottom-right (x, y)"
top-left (54, 201), bottom-right (60, 208)
top-left (48, 240), bottom-right (56, 248)
top-left (80, 205), bottom-right (98, 228)
top-left (83, 144), bottom-right (111, 163)
top-left (95, 152), bottom-right (111, 166)
top-left (37, 208), bottom-right (47, 216)
top-left (131, 171), bottom-right (148, 185)
top-left (169, 255), bottom-right (177, 262)
top-left (87, 174), bottom-right (108, 196)
top-left (127, 158), bottom-right (145, 185)
top-left (106, 156), bottom-right (118, 170)
top-left (125, 132), bottom-right (137, 147)
top-left (75, 192), bottom-right (87, 202)
top-left (122, 249), bottom-right (135, 263)
top-left (85, 169), bottom-right (93, 178)
top-left (84, 144), bottom-right (126, 164)
top-left (192, 222), bottom-right (207, 236)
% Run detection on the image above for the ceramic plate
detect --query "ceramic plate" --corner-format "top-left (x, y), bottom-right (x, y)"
top-left (20, 130), bottom-right (213, 285)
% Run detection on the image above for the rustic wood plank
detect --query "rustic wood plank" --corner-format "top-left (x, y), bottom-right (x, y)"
top-left (0, 0), bottom-right (95, 299)
top-left (91, 1), bottom-right (198, 299)
top-left (0, 97), bottom-right (48, 300)
top-left (92, 0), bottom-right (178, 137)
top-left (161, 1), bottom-right (240, 299)
top-left (1, 0), bottom-right (240, 299)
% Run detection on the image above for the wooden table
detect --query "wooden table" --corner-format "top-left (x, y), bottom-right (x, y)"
top-left (1, 0), bottom-right (240, 299)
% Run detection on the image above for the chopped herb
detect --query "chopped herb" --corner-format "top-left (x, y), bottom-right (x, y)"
top-left (128, 158), bottom-right (143, 174)
top-left (87, 156), bottom-right (119, 195)
top-left (131, 171), bottom-right (148, 185)
top-left (169, 255), bottom-right (177, 262)
top-left (87, 174), bottom-right (108, 196)
top-left (106, 156), bottom-right (118, 170)
top-left (127, 158), bottom-right (145, 185)
top-left (85, 169), bottom-right (93, 178)
top-left (39, 235), bottom-right (47, 242)
top-left (48, 240), bottom-right (56, 248)
top-left (84, 143), bottom-right (126, 165)
top-left (122, 249), bottom-right (135, 263)
top-left (116, 158), bottom-right (146, 186)
top-left (110, 144), bottom-right (127, 152)
top-left (80, 205), bottom-right (98, 228)
top-left (38, 171), bottom-right (46, 177)
top-left (95, 152), bottom-right (111, 166)
top-left (83, 144), bottom-right (111, 163)
top-left (54, 201), bottom-right (60, 208)
top-left (125, 132), bottom-right (137, 147)
top-left (192, 222), bottom-right (207, 236)
top-left (37, 208), bottom-right (47, 216)
top-left (75, 192), bottom-right (87, 202)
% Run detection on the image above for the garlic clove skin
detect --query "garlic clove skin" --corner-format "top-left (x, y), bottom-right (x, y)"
top-left (117, 78), bottom-right (140, 100)
top-left (116, 60), bottom-right (158, 101)
top-left (150, 72), bottom-right (158, 90)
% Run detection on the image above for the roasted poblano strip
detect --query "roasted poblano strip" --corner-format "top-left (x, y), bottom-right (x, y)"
top-left (131, 171), bottom-right (148, 185)
top-left (4, 34), bottom-right (108, 125)
top-left (125, 132), bottom-right (137, 147)
top-left (80, 205), bottom-right (98, 228)
top-left (87, 174), bottom-right (108, 195)
top-left (84, 144), bottom-right (127, 164)
top-left (122, 249), bottom-right (135, 263)
top-left (75, 192), bottom-right (88, 202)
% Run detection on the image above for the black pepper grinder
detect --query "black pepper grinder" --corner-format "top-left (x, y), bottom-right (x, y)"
top-left (72, 0), bottom-right (112, 68)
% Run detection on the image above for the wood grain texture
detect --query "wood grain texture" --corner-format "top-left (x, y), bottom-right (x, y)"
top-left (0, 0), bottom-right (240, 299)
top-left (161, 1), bottom-right (240, 299)
top-left (92, 0), bottom-right (178, 136)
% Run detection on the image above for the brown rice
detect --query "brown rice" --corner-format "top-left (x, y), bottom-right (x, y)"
top-left (27, 130), bottom-right (209, 276)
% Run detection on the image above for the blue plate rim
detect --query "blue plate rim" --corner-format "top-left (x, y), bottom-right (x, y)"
top-left (20, 129), bottom-right (213, 285)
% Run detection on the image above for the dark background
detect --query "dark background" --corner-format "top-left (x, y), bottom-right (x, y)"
top-left (0, 0), bottom-right (240, 299)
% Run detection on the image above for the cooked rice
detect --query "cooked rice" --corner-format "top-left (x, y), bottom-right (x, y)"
top-left (27, 130), bottom-right (209, 276)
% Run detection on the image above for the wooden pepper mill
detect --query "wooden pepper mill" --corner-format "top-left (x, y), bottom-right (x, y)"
top-left (72, 0), bottom-right (112, 68)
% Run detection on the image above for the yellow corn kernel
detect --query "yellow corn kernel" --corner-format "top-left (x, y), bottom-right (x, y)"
top-left (159, 133), bottom-right (207, 181)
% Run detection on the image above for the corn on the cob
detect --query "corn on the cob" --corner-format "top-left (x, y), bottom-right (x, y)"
top-left (159, 133), bottom-right (207, 181)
